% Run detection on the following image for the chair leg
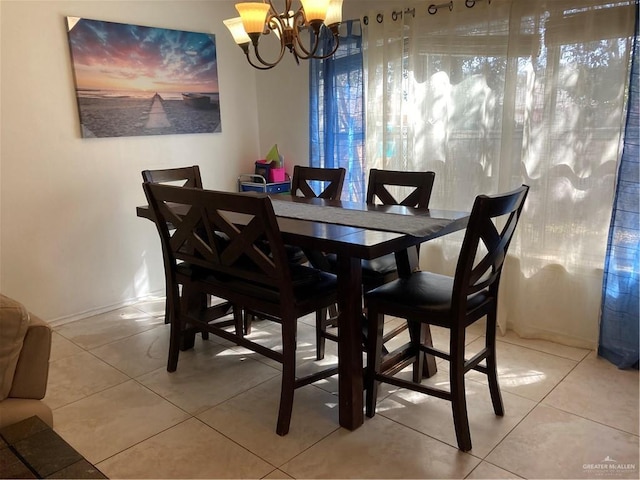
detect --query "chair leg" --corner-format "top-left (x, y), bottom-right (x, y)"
top-left (407, 321), bottom-right (424, 383)
top-left (329, 303), bottom-right (338, 320)
top-left (164, 294), bottom-right (171, 324)
top-left (485, 311), bottom-right (504, 416)
top-left (316, 308), bottom-right (327, 361)
top-left (243, 310), bottom-right (253, 335)
top-left (276, 318), bottom-right (297, 436)
top-left (234, 308), bottom-right (245, 337)
top-left (199, 294), bottom-right (210, 341)
top-left (168, 320), bottom-right (181, 372)
top-left (167, 293), bottom-right (182, 372)
top-left (365, 307), bottom-right (385, 418)
top-left (450, 328), bottom-right (472, 451)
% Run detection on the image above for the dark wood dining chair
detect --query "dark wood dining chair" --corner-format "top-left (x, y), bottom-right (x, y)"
top-left (282, 165), bottom-right (346, 268)
top-left (141, 166), bottom-right (233, 348)
top-left (142, 165), bottom-right (203, 188)
top-left (364, 184), bottom-right (529, 451)
top-left (244, 165), bottom-right (346, 335)
top-left (143, 183), bottom-right (339, 436)
top-left (142, 166), bottom-right (206, 327)
top-left (287, 166), bottom-right (346, 354)
top-left (290, 165), bottom-right (347, 200)
top-left (315, 169), bottom-right (436, 360)
top-left (362, 169), bottom-right (436, 285)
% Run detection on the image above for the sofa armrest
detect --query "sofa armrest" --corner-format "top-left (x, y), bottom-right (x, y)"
top-left (9, 315), bottom-right (51, 400)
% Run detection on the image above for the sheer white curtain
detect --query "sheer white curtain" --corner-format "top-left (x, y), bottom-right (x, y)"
top-left (363, 0), bottom-right (636, 347)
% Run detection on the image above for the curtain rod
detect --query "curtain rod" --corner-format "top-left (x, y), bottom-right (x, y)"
top-left (363, 0), bottom-right (491, 24)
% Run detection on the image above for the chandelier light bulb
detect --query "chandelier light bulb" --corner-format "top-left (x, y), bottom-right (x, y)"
top-left (223, 17), bottom-right (251, 46)
top-left (299, 0), bottom-right (330, 23)
top-left (325, 0), bottom-right (343, 26)
top-left (236, 2), bottom-right (271, 34)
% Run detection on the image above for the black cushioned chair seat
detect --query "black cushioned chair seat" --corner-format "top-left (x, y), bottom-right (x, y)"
top-left (365, 272), bottom-right (490, 322)
top-left (197, 265), bottom-right (337, 304)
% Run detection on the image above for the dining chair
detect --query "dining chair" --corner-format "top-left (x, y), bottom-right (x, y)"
top-left (244, 165), bottom-right (346, 337)
top-left (290, 165), bottom-right (347, 201)
top-left (141, 166), bottom-right (232, 347)
top-left (143, 183), bottom-right (339, 436)
top-left (315, 169), bottom-right (436, 360)
top-left (288, 165), bottom-right (346, 265)
top-left (142, 166), bottom-right (204, 327)
top-left (364, 184), bottom-right (529, 451)
top-left (141, 165), bottom-right (203, 188)
top-left (288, 165), bottom-right (346, 352)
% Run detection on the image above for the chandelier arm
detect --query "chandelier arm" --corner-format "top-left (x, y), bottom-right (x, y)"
top-left (246, 54), bottom-right (277, 70)
top-left (292, 28), bottom-right (320, 58)
top-left (293, 26), bottom-right (340, 60)
top-left (237, 44), bottom-right (274, 70)
top-left (267, 0), bottom-right (291, 17)
top-left (290, 9), bottom-right (318, 59)
top-left (252, 39), bottom-right (287, 68)
top-left (241, 9), bottom-right (287, 69)
top-left (317, 31), bottom-right (340, 59)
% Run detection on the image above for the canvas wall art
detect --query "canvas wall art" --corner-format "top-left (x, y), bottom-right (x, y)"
top-left (66, 17), bottom-right (221, 138)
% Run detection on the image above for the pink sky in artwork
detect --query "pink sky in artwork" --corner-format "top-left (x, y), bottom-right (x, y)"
top-left (67, 18), bottom-right (219, 93)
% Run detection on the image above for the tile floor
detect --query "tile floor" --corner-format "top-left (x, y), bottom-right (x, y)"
top-left (46, 297), bottom-right (639, 479)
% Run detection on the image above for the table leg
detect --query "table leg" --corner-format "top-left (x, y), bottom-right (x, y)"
top-left (336, 254), bottom-right (364, 430)
top-left (394, 246), bottom-right (438, 378)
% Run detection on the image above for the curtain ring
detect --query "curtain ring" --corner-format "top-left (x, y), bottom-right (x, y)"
top-left (363, 15), bottom-right (369, 25)
top-left (429, 2), bottom-right (453, 15)
top-left (376, 13), bottom-right (383, 23)
top-left (465, 0), bottom-right (475, 7)
top-left (392, 10), bottom-right (399, 21)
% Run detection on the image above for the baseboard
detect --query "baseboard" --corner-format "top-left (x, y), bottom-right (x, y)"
top-left (48, 292), bottom-right (165, 327)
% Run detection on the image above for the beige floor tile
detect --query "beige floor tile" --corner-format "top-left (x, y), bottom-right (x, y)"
top-left (198, 377), bottom-right (340, 466)
top-left (297, 311), bottom-right (317, 328)
top-left (231, 319), bottom-right (342, 391)
top-left (45, 350), bottom-right (129, 409)
top-left (130, 296), bottom-right (167, 318)
top-left (50, 331), bottom-right (84, 361)
top-left (137, 342), bottom-right (280, 415)
top-left (543, 351), bottom-right (639, 435)
top-left (55, 306), bottom-right (164, 349)
top-left (497, 330), bottom-right (591, 361)
top-left (90, 324), bottom-right (171, 378)
top-left (462, 337), bottom-right (579, 402)
top-left (53, 380), bottom-right (189, 464)
top-left (97, 417), bottom-right (273, 479)
top-left (466, 461), bottom-right (523, 479)
top-left (40, 298), bottom-right (640, 479)
top-left (374, 369), bottom-right (537, 457)
top-left (281, 414), bottom-right (480, 479)
top-left (486, 404), bottom-right (640, 479)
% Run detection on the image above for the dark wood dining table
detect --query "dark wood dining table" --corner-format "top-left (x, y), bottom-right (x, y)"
top-left (137, 193), bottom-right (469, 431)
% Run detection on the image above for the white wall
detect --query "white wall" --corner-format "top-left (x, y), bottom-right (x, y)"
top-left (0, 0), bottom-right (267, 322)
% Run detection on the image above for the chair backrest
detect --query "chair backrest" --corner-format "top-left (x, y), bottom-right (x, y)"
top-left (141, 166), bottom-right (203, 188)
top-left (453, 184), bottom-right (529, 305)
top-left (143, 183), bottom-right (296, 305)
top-left (290, 166), bottom-right (346, 200)
top-left (366, 169), bottom-right (436, 208)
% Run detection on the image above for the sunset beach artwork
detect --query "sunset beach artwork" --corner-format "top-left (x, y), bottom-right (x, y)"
top-left (66, 17), bottom-right (221, 138)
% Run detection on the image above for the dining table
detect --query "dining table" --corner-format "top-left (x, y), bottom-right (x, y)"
top-left (137, 192), bottom-right (469, 431)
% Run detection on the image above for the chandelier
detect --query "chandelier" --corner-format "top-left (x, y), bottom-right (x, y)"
top-left (223, 0), bottom-right (343, 70)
